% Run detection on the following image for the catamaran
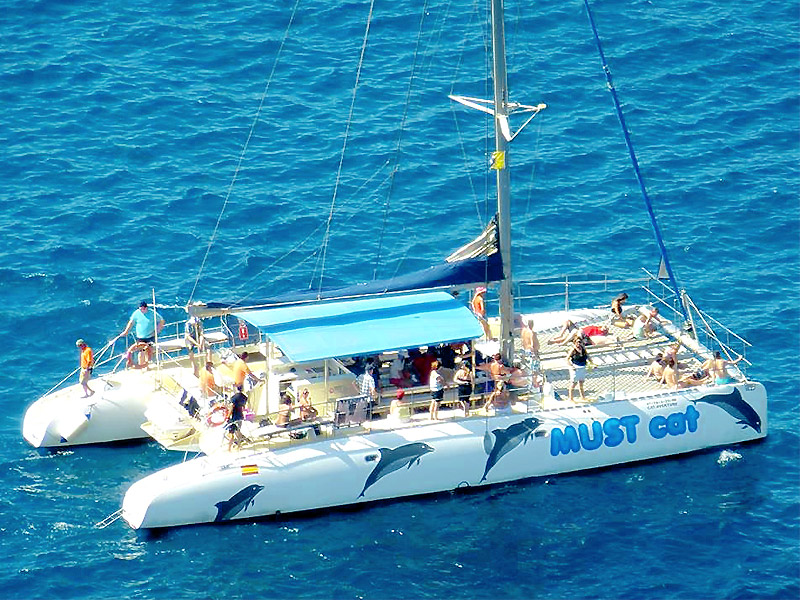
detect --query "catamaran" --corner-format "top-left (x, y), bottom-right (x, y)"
top-left (114, 0), bottom-right (767, 530)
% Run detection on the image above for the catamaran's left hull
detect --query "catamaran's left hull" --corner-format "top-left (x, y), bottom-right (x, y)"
top-left (23, 371), bottom-right (164, 448)
top-left (121, 383), bottom-right (766, 529)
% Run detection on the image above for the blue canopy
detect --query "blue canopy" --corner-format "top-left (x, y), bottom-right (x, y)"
top-left (234, 291), bottom-right (483, 363)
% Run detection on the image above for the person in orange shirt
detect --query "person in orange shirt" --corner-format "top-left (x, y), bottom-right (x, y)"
top-left (471, 287), bottom-right (492, 339)
top-left (199, 361), bottom-right (219, 399)
top-left (232, 352), bottom-right (259, 391)
top-left (75, 339), bottom-right (95, 397)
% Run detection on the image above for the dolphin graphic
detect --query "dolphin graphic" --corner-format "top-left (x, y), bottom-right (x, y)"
top-left (214, 484), bottom-right (265, 522)
top-left (481, 417), bottom-right (543, 482)
top-left (358, 442), bottom-right (434, 498)
top-left (692, 387), bottom-right (761, 433)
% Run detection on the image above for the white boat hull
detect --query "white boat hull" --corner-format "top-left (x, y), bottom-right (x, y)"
top-left (23, 370), bottom-right (163, 448)
top-left (122, 382), bottom-right (766, 529)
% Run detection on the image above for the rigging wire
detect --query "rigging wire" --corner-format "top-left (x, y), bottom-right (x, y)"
top-left (316, 0), bottom-right (376, 299)
top-left (187, 0), bottom-right (302, 306)
top-left (582, 0), bottom-right (687, 319)
top-left (373, 0), bottom-right (430, 281)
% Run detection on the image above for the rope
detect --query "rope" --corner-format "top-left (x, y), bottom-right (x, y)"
top-left (316, 0), bottom-right (376, 298)
top-left (187, 0), bottom-right (302, 304)
top-left (582, 0), bottom-right (686, 320)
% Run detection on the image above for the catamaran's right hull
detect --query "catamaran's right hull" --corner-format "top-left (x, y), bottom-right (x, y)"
top-left (121, 382), bottom-right (766, 529)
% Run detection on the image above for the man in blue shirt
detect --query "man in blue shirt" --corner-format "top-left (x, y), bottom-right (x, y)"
top-left (120, 300), bottom-right (165, 365)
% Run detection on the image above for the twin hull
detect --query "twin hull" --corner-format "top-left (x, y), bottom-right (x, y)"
top-left (23, 371), bottom-right (160, 448)
top-left (122, 383), bottom-right (767, 529)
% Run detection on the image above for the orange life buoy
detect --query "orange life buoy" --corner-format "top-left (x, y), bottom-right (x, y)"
top-left (238, 320), bottom-right (248, 341)
top-left (207, 404), bottom-right (231, 427)
top-left (126, 342), bottom-right (151, 369)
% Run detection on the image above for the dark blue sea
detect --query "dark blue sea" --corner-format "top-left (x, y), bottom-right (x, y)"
top-left (1, 0), bottom-right (797, 598)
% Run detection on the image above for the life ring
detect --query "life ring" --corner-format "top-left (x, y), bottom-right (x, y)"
top-left (126, 342), bottom-right (150, 369)
top-left (207, 404), bottom-right (231, 427)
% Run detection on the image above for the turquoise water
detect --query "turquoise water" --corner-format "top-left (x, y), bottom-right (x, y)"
top-left (1, 0), bottom-right (798, 598)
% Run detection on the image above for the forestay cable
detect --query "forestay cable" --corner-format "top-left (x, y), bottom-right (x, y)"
top-left (582, 0), bottom-right (687, 319)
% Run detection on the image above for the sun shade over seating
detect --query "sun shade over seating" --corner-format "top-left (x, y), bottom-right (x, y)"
top-left (233, 291), bottom-right (483, 363)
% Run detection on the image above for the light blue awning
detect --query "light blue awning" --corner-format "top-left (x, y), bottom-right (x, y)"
top-left (233, 291), bottom-right (483, 363)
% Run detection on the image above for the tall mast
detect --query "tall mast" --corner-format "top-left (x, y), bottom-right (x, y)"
top-left (450, 0), bottom-right (545, 364)
top-left (490, 0), bottom-right (514, 363)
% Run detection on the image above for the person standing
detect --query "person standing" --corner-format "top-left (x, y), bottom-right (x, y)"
top-left (75, 339), bottom-right (95, 398)
top-left (184, 314), bottom-right (205, 376)
top-left (471, 286), bottom-right (492, 339)
top-left (120, 300), bottom-right (165, 364)
top-left (428, 361), bottom-right (445, 420)
top-left (452, 360), bottom-right (473, 416)
top-left (199, 361), bottom-right (219, 400)
top-left (521, 319), bottom-right (540, 363)
top-left (232, 351), bottom-right (259, 391)
top-left (567, 336), bottom-right (590, 403)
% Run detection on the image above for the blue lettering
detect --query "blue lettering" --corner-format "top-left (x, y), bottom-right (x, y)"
top-left (578, 421), bottom-right (604, 450)
top-left (649, 415), bottom-right (667, 439)
top-left (666, 412), bottom-right (686, 436)
top-left (648, 406), bottom-right (701, 440)
top-left (685, 405), bottom-right (700, 432)
top-left (619, 415), bottom-right (640, 443)
top-left (602, 418), bottom-right (624, 448)
top-left (550, 426), bottom-right (581, 456)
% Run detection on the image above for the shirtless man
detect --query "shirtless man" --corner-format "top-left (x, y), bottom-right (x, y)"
top-left (521, 319), bottom-right (540, 360)
top-left (703, 351), bottom-right (743, 385)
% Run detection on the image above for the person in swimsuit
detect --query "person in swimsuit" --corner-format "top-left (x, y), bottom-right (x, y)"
top-left (471, 287), bottom-right (492, 339)
top-left (706, 351), bottom-right (743, 384)
top-left (484, 380), bottom-right (512, 415)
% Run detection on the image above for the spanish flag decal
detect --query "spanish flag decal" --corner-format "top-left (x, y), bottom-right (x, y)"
top-left (241, 464), bottom-right (259, 476)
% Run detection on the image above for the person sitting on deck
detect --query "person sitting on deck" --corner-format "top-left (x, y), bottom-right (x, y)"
top-left (661, 357), bottom-right (708, 389)
top-left (484, 380), bottom-right (512, 415)
top-left (633, 307), bottom-right (662, 340)
top-left (550, 320), bottom-right (578, 344)
top-left (276, 393), bottom-right (297, 428)
top-left (610, 293), bottom-right (634, 327)
top-left (389, 351), bottom-right (412, 388)
top-left (389, 389), bottom-right (412, 423)
top-left (645, 353), bottom-right (666, 380)
top-left (704, 351), bottom-right (743, 385)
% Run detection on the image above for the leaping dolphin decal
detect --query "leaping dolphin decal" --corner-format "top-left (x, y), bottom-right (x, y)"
top-left (358, 442), bottom-right (434, 498)
top-left (481, 417), bottom-right (543, 482)
top-left (693, 387), bottom-right (761, 433)
top-left (214, 484), bottom-right (265, 522)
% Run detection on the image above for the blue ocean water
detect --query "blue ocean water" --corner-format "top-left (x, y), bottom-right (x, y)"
top-left (1, 0), bottom-right (797, 598)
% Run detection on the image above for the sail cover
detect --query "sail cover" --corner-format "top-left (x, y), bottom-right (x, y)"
top-left (202, 217), bottom-right (503, 312)
top-left (233, 291), bottom-right (483, 363)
